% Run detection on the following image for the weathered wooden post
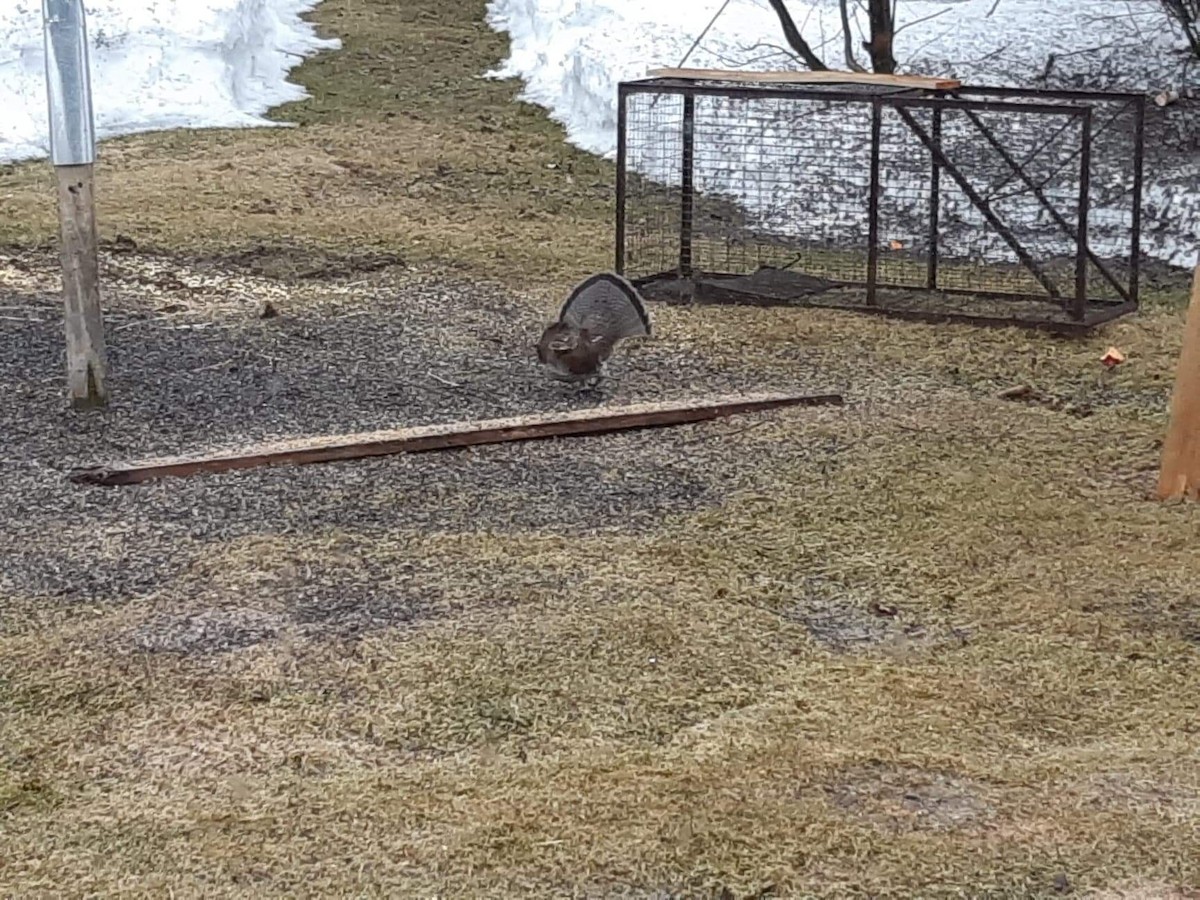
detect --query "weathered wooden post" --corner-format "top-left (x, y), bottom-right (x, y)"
top-left (43, 0), bottom-right (108, 408)
top-left (1157, 265), bottom-right (1200, 501)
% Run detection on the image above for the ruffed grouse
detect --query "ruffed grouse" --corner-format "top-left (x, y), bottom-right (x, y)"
top-left (535, 272), bottom-right (652, 386)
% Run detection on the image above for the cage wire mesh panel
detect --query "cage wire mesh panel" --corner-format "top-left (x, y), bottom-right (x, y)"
top-left (620, 91), bottom-right (684, 279)
top-left (617, 78), bottom-right (1145, 332)
top-left (685, 89), bottom-right (876, 285)
top-left (621, 83), bottom-right (878, 302)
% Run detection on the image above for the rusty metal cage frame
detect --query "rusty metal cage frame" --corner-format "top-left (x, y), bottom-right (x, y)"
top-left (614, 77), bottom-right (1147, 333)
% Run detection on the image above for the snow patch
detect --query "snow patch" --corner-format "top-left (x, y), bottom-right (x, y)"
top-left (0, 0), bottom-right (338, 165)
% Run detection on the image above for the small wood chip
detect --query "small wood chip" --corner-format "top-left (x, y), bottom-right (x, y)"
top-left (998, 384), bottom-right (1037, 401)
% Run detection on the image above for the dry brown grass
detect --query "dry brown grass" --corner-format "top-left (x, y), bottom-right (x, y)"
top-left (2, 0), bottom-right (1200, 897)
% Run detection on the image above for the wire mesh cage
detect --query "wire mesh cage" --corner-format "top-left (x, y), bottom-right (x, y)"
top-left (616, 77), bottom-right (1147, 332)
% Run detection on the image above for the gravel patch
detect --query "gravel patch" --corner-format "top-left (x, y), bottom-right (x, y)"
top-left (0, 249), bottom-right (854, 647)
top-left (128, 607), bottom-right (287, 655)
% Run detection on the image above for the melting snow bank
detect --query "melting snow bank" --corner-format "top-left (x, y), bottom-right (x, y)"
top-left (0, 0), bottom-right (338, 164)
top-left (486, 0), bottom-right (1200, 269)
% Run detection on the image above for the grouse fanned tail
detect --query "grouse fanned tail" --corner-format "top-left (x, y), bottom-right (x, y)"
top-left (557, 272), bottom-right (652, 342)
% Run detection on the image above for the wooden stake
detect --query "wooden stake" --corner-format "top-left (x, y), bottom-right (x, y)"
top-left (56, 162), bottom-right (109, 409)
top-left (68, 391), bottom-right (844, 487)
top-left (1157, 266), bottom-right (1200, 501)
top-left (645, 67), bottom-right (962, 91)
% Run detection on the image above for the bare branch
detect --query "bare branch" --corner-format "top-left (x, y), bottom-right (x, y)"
top-left (900, 23), bottom-right (959, 67)
top-left (763, 0), bottom-right (828, 70)
top-left (1160, 0), bottom-right (1200, 60)
top-left (938, 43), bottom-right (1011, 67)
top-left (711, 41), bottom-right (804, 68)
top-left (675, 0), bottom-right (735, 69)
top-left (839, 0), bottom-right (868, 72)
top-left (718, 33), bottom-right (843, 71)
top-left (894, 6), bottom-right (951, 37)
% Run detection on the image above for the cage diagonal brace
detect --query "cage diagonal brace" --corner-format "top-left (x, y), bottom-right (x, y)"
top-left (888, 104), bottom-right (1064, 302)
top-left (957, 107), bottom-right (1131, 303)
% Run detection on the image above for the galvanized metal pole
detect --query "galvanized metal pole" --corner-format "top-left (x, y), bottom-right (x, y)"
top-left (43, 0), bottom-right (109, 408)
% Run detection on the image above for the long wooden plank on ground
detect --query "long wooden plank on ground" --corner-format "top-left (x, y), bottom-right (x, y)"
top-left (1157, 266), bottom-right (1200, 501)
top-left (645, 67), bottom-right (962, 91)
top-left (69, 391), bottom-right (845, 487)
